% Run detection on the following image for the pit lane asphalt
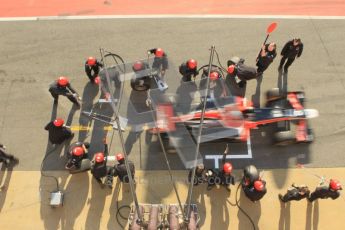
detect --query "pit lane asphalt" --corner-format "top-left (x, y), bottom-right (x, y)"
top-left (0, 18), bottom-right (344, 176)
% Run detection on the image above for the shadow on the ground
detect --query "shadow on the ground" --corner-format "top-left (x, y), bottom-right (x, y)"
top-left (306, 201), bottom-right (319, 230)
top-left (278, 201), bottom-right (291, 230)
top-left (0, 164), bottom-right (14, 212)
top-left (237, 186), bottom-right (261, 230)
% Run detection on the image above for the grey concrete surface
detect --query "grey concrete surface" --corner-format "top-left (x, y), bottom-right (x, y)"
top-left (0, 18), bottom-right (345, 172)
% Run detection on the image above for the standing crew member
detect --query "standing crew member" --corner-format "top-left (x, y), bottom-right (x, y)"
top-left (179, 59), bottom-right (199, 82)
top-left (113, 153), bottom-right (135, 183)
top-left (214, 162), bottom-right (235, 191)
top-left (0, 144), bottom-right (19, 167)
top-left (242, 179), bottom-right (267, 202)
top-left (279, 38), bottom-right (303, 73)
top-left (44, 118), bottom-right (74, 144)
top-left (90, 143), bottom-right (114, 188)
top-left (49, 76), bottom-right (81, 107)
top-left (85, 56), bottom-right (103, 83)
top-left (149, 48), bottom-right (169, 77)
top-left (279, 183), bottom-right (310, 203)
top-left (256, 42), bottom-right (277, 74)
top-left (308, 179), bottom-right (342, 202)
top-left (65, 142), bottom-right (90, 170)
top-left (207, 145), bottom-right (235, 191)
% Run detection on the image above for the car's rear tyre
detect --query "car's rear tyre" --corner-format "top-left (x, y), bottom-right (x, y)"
top-left (274, 130), bottom-right (296, 146)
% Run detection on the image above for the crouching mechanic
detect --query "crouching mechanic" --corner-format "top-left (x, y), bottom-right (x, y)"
top-left (199, 68), bottom-right (228, 101)
top-left (179, 59), bottom-right (199, 82)
top-left (242, 179), bottom-right (267, 202)
top-left (148, 48), bottom-right (169, 77)
top-left (113, 153), bottom-right (135, 183)
top-left (90, 143), bottom-right (114, 188)
top-left (85, 56), bottom-right (103, 83)
top-left (279, 183), bottom-right (310, 203)
top-left (241, 164), bottom-right (267, 202)
top-left (226, 62), bottom-right (258, 88)
top-left (45, 118), bottom-right (74, 145)
top-left (308, 179), bottom-right (342, 202)
top-left (65, 142), bottom-right (90, 172)
top-left (49, 76), bottom-right (81, 107)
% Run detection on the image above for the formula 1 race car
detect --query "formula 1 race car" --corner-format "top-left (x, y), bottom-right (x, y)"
top-left (152, 89), bottom-right (318, 146)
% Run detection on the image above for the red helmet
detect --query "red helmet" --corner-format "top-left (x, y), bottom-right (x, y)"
top-left (133, 61), bottom-right (144, 71)
top-left (95, 152), bottom-right (105, 163)
top-left (53, 118), bottom-right (64, 127)
top-left (94, 76), bottom-right (100, 85)
top-left (254, 180), bottom-right (264, 191)
top-left (57, 76), bottom-right (69, 87)
top-left (72, 146), bottom-right (84, 156)
top-left (209, 71), bottom-right (219, 81)
top-left (330, 179), bottom-right (342, 190)
top-left (116, 153), bottom-right (124, 161)
top-left (87, 57), bottom-right (96, 66)
top-left (155, 48), bottom-right (164, 57)
top-left (187, 59), bottom-right (197, 69)
top-left (227, 65), bottom-right (236, 74)
top-left (223, 162), bottom-right (233, 174)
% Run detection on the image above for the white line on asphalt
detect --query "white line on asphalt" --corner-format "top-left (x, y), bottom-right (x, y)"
top-left (0, 14), bottom-right (345, 22)
top-left (206, 153), bottom-right (253, 168)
